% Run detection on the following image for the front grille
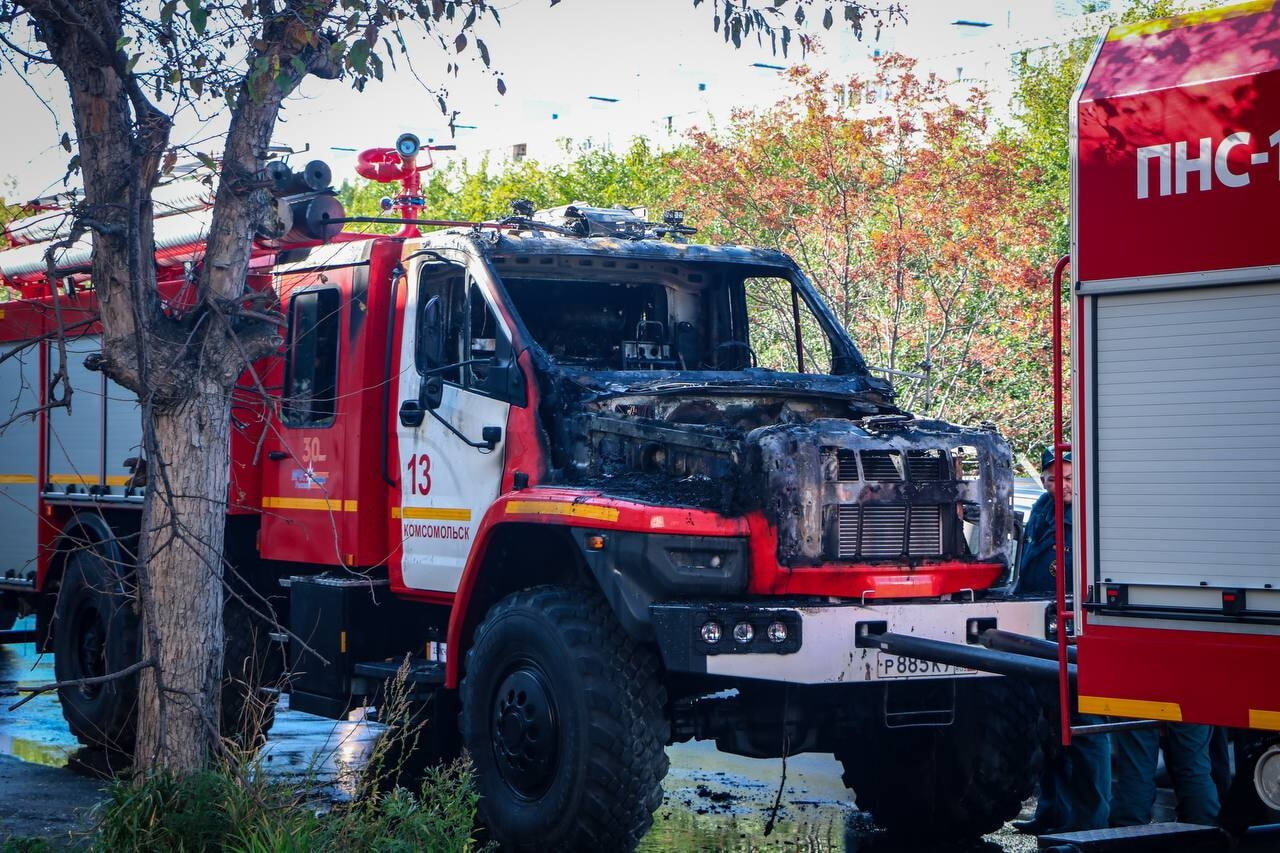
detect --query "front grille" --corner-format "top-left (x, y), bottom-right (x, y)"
top-left (860, 451), bottom-right (903, 481)
top-left (906, 450), bottom-right (948, 481)
top-left (837, 505), bottom-right (860, 557)
top-left (835, 449), bottom-right (858, 481)
top-left (827, 448), bottom-right (951, 483)
top-left (833, 504), bottom-right (946, 559)
top-left (861, 505), bottom-right (907, 556)
top-left (908, 505), bottom-right (943, 555)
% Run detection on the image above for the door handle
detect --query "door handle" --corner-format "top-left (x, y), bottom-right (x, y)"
top-left (267, 450), bottom-right (288, 461)
top-left (399, 399), bottom-right (425, 428)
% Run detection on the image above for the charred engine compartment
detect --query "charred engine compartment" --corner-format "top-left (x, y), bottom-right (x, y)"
top-left (563, 393), bottom-right (1014, 569)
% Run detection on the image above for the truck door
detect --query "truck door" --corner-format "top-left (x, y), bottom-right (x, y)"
top-left (392, 256), bottom-right (514, 594)
top-left (259, 284), bottom-right (349, 564)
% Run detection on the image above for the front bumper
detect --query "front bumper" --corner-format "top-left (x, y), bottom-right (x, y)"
top-left (651, 597), bottom-right (1052, 684)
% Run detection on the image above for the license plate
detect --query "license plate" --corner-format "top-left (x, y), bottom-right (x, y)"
top-left (876, 654), bottom-right (975, 679)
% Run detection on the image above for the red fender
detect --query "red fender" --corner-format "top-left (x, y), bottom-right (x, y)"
top-left (442, 490), bottom-right (749, 687)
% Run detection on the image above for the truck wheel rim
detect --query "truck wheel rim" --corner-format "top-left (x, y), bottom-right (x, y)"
top-left (491, 663), bottom-right (559, 799)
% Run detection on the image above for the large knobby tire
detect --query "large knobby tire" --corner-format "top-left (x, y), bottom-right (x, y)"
top-left (53, 550), bottom-right (141, 753)
top-left (460, 586), bottom-right (669, 852)
top-left (836, 676), bottom-right (1045, 841)
top-left (53, 548), bottom-right (282, 754)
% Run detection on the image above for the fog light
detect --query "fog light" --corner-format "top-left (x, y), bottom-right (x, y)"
top-left (733, 622), bottom-right (754, 644)
top-left (767, 621), bottom-right (788, 644)
top-left (709, 554), bottom-right (722, 569)
top-left (700, 621), bottom-right (722, 644)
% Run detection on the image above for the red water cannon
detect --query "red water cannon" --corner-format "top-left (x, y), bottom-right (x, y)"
top-left (354, 133), bottom-right (456, 236)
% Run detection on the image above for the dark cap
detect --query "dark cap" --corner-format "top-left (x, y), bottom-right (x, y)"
top-left (1041, 448), bottom-right (1072, 471)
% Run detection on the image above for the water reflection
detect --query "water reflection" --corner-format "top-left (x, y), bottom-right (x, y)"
top-left (0, 732), bottom-right (72, 768)
top-left (255, 698), bottom-right (385, 799)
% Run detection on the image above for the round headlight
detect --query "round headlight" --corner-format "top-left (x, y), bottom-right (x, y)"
top-left (700, 621), bottom-right (722, 644)
top-left (733, 622), bottom-right (754, 644)
top-left (767, 621), bottom-right (788, 644)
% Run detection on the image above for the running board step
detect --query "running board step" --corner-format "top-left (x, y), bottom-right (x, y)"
top-left (352, 659), bottom-right (445, 685)
top-left (1038, 822), bottom-right (1226, 852)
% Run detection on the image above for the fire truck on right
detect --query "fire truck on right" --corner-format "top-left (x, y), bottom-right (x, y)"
top-left (1062, 0), bottom-right (1280, 825)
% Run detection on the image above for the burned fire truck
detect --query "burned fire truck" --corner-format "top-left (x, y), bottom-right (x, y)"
top-left (0, 135), bottom-right (1056, 847)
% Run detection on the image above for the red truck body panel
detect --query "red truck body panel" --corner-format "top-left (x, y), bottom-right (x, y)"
top-left (1072, 1), bottom-right (1280, 731)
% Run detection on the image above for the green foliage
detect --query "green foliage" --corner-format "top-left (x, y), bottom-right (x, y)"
top-left (0, 183), bottom-right (22, 300)
top-left (1008, 0), bottom-right (1215, 256)
top-left (677, 58), bottom-right (1056, 456)
top-left (94, 758), bottom-right (483, 853)
top-left (94, 661), bottom-right (484, 852)
top-left (338, 138), bottom-right (685, 229)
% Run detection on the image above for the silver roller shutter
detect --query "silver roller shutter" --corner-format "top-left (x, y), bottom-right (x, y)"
top-left (0, 344), bottom-right (40, 577)
top-left (1094, 282), bottom-right (1280, 595)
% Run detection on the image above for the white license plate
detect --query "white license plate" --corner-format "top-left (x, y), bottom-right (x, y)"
top-left (876, 654), bottom-right (975, 679)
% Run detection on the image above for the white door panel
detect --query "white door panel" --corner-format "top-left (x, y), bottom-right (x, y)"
top-left (398, 383), bottom-right (507, 591)
top-left (394, 252), bottom-right (509, 593)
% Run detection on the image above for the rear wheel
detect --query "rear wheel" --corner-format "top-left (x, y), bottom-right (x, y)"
top-left (53, 545), bottom-right (283, 755)
top-left (836, 676), bottom-right (1045, 841)
top-left (53, 550), bottom-right (140, 753)
top-left (459, 586), bottom-right (669, 852)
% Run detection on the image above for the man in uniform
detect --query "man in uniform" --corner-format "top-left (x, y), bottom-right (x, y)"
top-left (1015, 449), bottom-right (1111, 833)
top-left (1111, 723), bottom-right (1220, 825)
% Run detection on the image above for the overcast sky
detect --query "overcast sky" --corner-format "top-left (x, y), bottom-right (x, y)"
top-left (0, 0), bottom-right (1119, 202)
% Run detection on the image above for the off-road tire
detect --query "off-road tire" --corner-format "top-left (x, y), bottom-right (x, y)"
top-left (459, 585), bottom-right (669, 852)
top-left (836, 676), bottom-right (1045, 841)
top-left (53, 549), bottom-right (141, 753)
top-left (53, 548), bottom-right (282, 754)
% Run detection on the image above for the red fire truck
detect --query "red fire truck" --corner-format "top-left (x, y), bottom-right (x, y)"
top-left (0, 134), bottom-right (1063, 847)
top-left (1048, 0), bottom-right (1280, 838)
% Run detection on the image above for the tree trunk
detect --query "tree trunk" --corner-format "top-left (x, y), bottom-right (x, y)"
top-left (19, 0), bottom-right (338, 774)
top-left (134, 379), bottom-right (232, 769)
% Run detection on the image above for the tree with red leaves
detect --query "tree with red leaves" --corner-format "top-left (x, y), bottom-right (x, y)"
top-left (679, 56), bottom-right (1055, 462)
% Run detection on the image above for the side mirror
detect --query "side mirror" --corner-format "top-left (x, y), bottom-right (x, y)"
top-left (421, 375), bottom-right (444, 410)
top-left (421, 294), bottom-right (445, 368)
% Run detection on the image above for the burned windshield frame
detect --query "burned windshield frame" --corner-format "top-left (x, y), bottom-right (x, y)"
top-left (480, 253), bottom-right (866, 378)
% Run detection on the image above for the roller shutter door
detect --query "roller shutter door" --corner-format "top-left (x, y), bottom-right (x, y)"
top-left (0, 344), bottom-right (39, 577)
top-left (1094, 281), bottom-right (1280, 593)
